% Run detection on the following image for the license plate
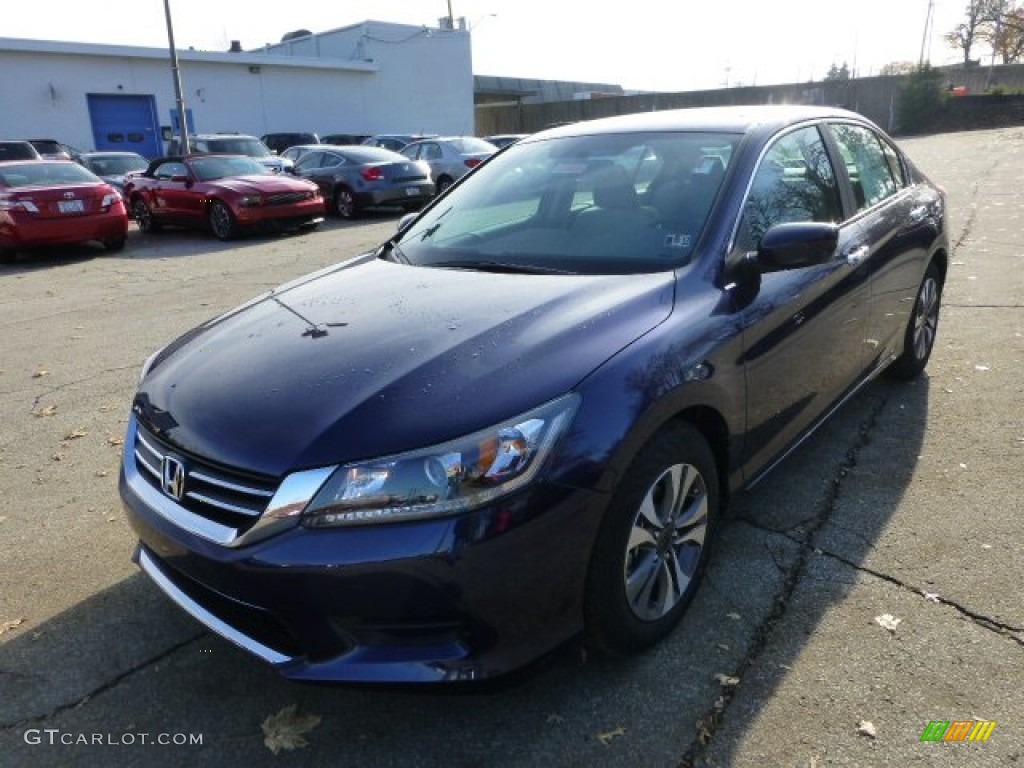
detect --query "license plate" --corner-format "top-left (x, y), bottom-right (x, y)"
top-left (405, 188), bottom-right (419, 197)
top-left (58, 200), bottom-right (84, 213)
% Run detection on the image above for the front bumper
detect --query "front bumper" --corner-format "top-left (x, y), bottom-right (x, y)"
top-left (119, 415), bottom-right (604, 683)
top-left (234, 198), bottom-right (325, 228)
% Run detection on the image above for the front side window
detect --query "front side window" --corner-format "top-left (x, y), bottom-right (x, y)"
top-left (154, 162), bottom-right (188, 180)
top-left (829, 123), bottom-right (899, 211)
top-left (392, 131), bottom-right (740, 275)
top-left (736, 125), bottom-right (842, 251)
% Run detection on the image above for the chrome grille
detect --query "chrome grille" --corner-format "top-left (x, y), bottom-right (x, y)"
top-left (133, 424), bottom-right (277, 530)
top-left (263, 191), bottom-right (311, 206)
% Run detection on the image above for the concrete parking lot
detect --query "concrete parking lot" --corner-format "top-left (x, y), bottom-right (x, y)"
top-left (1, 128), bottom-right (1022, 767)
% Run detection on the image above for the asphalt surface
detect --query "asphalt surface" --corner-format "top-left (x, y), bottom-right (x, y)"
top-left (1, 128), bottom-right (1021, 767)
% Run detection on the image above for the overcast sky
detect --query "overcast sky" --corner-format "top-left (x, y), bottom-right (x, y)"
top-left (5, 1), bottom-right (974, 92)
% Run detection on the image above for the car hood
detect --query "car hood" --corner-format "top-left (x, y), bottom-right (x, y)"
top-left (136, 257), bottom-right (675, 477)
top-left (207, 175), bottom-right (314, 194)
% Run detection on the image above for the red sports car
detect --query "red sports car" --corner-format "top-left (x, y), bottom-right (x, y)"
top-left (124, 155), bottom-right (324, 240)
top-left (0, 160), bottom-right (128, 260)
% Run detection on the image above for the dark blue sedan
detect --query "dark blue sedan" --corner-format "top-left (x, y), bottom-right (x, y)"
top-left (120, 106), bottom-right (948, 683)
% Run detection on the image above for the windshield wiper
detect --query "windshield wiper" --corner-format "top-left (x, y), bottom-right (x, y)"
top-left (429, 260), bottom-right (573, 275)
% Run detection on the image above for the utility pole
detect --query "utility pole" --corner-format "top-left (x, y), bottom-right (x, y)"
top-left (919, 0), bottom-right (935, 67)
top-left (163, 0), bottom-right (190, 153)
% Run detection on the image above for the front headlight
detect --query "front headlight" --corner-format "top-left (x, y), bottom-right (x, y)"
top-left (302, 393), bottom-right (579, 527)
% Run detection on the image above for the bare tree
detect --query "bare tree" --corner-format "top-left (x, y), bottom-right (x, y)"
top-left (946, 0), bottom-right (996, 65)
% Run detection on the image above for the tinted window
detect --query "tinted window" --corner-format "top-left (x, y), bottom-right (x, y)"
top-left (0, 161), bottom-right (100, 187)
top-left (190, 156), bottom-right (267, 180)
top-left (737, 125), bottom-right (842, 251)
top-left (829, 123), bottom-right (898, 211)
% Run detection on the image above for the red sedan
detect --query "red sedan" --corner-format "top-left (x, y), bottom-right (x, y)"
top-left (0, 160), bottom-right (128, 260)
top-left (124, 155), bottom-right (324, 240)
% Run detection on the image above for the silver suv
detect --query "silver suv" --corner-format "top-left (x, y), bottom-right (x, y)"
top-left (165, 133), bottom-right (291, 173)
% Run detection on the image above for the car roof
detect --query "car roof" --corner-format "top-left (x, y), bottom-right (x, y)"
top-left (533, 105), bottom-right (867, 140)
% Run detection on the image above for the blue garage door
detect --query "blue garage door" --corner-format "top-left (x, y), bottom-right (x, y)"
top-left (87, 94), bottom-right (162, 159)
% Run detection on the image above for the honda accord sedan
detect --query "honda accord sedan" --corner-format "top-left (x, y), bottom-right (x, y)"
top-left (120, 106), bottom-right (948, 683)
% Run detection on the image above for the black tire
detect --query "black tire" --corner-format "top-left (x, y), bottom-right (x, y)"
top-left (132, 198), bottom-right (160, 233)
top-left (103, 236), bottom-right (126, 252)
top-left (436, 176), bottom-right (454, 194)
top-left (334, 187), bottom-right (357, 219)
top-left (886, 262), bottom-right (942, 380)
top-left (584, 422), bottom-right (719, 654)
top-left (0, 246), bottom-right (16, 262)
top-left (208, 201), bottom-right (236, 241)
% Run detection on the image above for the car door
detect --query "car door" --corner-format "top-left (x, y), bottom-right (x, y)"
top-left (149, 160), bottom-right (191, 220)
top-left (825, 121), bottom-right (940, 369)
top-left (733, 124), bottom-right (873, 483)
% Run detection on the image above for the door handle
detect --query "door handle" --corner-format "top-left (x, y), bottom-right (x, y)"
top-left (909, 205), bottom-right (928, 222)
top-left (846, 245), bottom-right (869, 266)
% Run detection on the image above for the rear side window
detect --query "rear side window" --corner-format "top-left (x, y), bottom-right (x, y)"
top-left (737, 125), bottom-right (842, 251)
top-left (829, 123), bottom-right (900, 211)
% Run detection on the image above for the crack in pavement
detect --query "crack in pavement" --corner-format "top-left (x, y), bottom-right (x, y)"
top-left (0, 631), bottom-right (207, 733)
top-left (677, 394), bottom-right (889, 767)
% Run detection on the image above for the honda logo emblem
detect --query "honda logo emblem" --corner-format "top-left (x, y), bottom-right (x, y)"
top-left (161, 456), bottom-right (186, 501)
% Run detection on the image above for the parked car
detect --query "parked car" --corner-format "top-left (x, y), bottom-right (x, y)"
top-left (292, 145), bottom-right (434, 218)
top-left (0, 141), bottom-right (42, 161)
top-left (165, 134), bottom-right (292, 174)
top-left (74, 151), bottom-right (149, 193)
top-left (0, 160), bottom-right (128, 259)
top-left (399, 136), bottom-right (497, 192)
top-left (261, 132), bottom-right (319, 155)
top-left (321, 133), bottom-right (370, 146)
top-left (361, 134), bottom-right (436, 152)
top-left (484, 133), bottom-right (529, 149)
top-left (27, 139), bottom-right (72, 160)
top-left (120, 106), bottom-right (948, 684)
top-left (123, 154), bottom-right (324, 240)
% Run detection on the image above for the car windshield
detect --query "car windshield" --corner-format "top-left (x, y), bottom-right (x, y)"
top-left (393, 131), bottom-right (739, 275)
top-left (86, 155), bottom-right (148, 175)
top-left (0, 161), bottom-right (100, 188)
top-left (189, 155), bottom-right (269, 181)
top-left (338, 147), bottom-right (406, 163)
top-left (204, 138), bottom-right (272, 158)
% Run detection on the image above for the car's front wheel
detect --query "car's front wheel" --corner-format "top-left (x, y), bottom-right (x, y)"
top-left (584, 422), bottom-right (718, 654)
top-left (208, 201), bottom-right (236, 241)
top-left (132, 198), bottom-right (160, 233)
top-left (887, 262), bottom-right (943, 380)
top-left (436, 175), bottom-right (454, 194)
top-left (103, 236), bottom-right (126, 252)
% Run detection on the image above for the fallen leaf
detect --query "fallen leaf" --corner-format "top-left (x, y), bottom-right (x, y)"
top-left (0, 618), bottom-right (25, 635)
top-left (32, 370), bottom-right (49, 379)
top-left (874, 614), bottom-right (901, 632)
top-left (34, 405), bottom-right (57, 418)
top-left (546, 713), bottom-right (565, 724)
top-left (857, 720), bottom-right (877, 739)
top-left (95, 470), bottom-right (109, 478)
top-left (98, 404), bottom-right (115, 413)
top-left (726, 612), bottom-right (742, 620)
top-left (106, 436), bottom-right (124, 446)
top-left (714, 673), bottom-right (740, 687)
top-left (261, 704), bottom-right (321, 755)
top-left (922, 592), bottom-right (941, 603)
top-left (974, 364), bottom-right (990, 371)
top-left (596, 726), bottom-right (626, 746)
top-left (716, 643), bottom-right (730, 651)
top-left (52, 452), bottom-right (66, 462)
top-left (64, 428), bottom-right (88, 440)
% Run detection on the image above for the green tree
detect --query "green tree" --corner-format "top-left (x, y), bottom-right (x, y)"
top-left (825, 62), bottom-right (851, 81)
top-left (899, 65), bottom-right (947, 134)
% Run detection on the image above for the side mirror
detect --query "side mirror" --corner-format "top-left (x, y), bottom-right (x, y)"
top-left (754, 222), bottom-right (839, 273)
top-left (397, 212), bottom-right (418, 233)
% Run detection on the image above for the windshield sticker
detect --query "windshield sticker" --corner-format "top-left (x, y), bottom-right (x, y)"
top-left (663, 233), bottom-right (692, 249)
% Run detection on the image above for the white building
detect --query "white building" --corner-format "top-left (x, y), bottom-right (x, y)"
top-left (0, 21), bottom-right (473, 158)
